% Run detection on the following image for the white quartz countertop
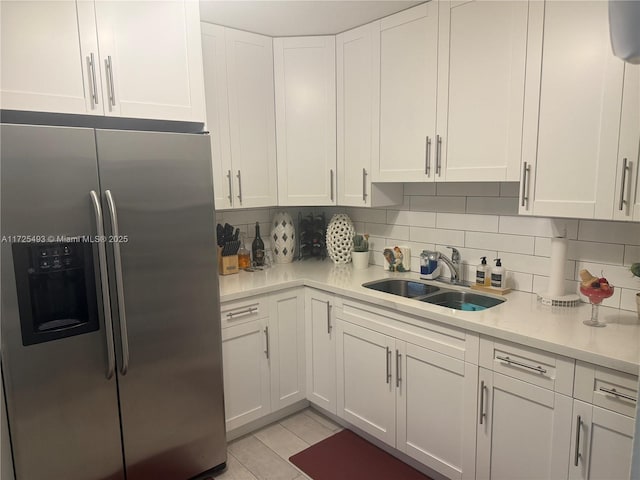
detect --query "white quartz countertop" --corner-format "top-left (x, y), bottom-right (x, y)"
top-left (218, 261), bottom-right (640, 375)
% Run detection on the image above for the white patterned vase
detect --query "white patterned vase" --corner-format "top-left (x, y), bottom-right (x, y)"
top-left (326, 213), bottom-right (355, 264)
top-left (271, 211), bottom-right (296, 264)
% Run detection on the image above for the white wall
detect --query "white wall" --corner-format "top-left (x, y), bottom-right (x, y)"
top-left (216, 182), bottom-right (640, 312)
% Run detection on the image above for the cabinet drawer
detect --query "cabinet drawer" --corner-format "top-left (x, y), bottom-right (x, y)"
top-left (480, 337), bottom-right (574, 395)
top-left (221, 296), bottom-right (267, 328)
top-left (574, 361), bottom-right (638, 417)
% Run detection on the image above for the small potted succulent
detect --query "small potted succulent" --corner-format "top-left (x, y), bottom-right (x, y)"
top-left (632, 263), bottom-right (640, 320)
top-left (351, 234), bottom-right (370, 270)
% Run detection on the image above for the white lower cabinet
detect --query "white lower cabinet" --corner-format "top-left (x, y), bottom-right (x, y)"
top-left (221, 290), bottom-right (304, 432)
top-left (569, 400), bottom-right (635, 480)
top-left (476, 368), bottom-right (573, 480)
top-left (305, 290), bottom-right (337, 414)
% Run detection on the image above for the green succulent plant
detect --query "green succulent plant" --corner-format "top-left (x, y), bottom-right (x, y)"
top-left (631, 262), bottom-right (640, 278)
top-left (353, 234), bottom-right (369, 253)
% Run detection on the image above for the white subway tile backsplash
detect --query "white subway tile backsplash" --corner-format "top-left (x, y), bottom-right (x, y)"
top-left (466, 196), bottom-right (519, 215)
top-left (578, 220), bottom-right (640, 245)
top-left (620, 289), bottom-right (639, 312)
top-left (437, 213), bottom-right (499, 233)
top-left (507, 271), bottom-right (534, 292)
top-left (436, 182), bottom-right (500, 197)
top-left (403, 183), bottom-right (436, 196)
top-left (534, 238), bottom-right (624, 265)
top-left (410, 226), bottom-right (465, 247)
top-left (466, 231), bottom-right (534, 255)
top-left (499, 252), bottom-right (574, 278)
top-left (345, 207), bottom-right (387, 224)
top-left (366, 223), bottom-right (410, 241)
top-left (386, 210), bottom-right (436, 228)
top-left (623, 245), bottom-right (640, 266)
top-left (499, 216), bottom-right (579, 239)
top-left (411, 195), bottom-right (466, 213)
top-left (532, 276), bottom-right (579, 297)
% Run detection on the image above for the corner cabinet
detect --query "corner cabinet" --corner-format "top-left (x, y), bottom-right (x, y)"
top-left (274, 36), bottom-right (336, 206)
top-left (519, 1), bottom-right (637, 220)
top-left (201, 24), bottom-right (277, 210)
top-left (1, 0), bottom-right (205, 122)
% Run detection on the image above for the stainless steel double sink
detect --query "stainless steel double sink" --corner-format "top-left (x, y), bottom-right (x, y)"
top-left (362, 279), bottom-right (505, 311)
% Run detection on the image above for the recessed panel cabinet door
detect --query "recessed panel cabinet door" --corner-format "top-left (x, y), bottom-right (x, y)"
top-left (521, 1), bottom-right (625, 218)
top-left (95, 0), bottom-right (205, 122)
top-left (437, 0), bottom-right (529, 182)
top-left (0, 0), bottom-right (102, 115)
top-left (476, 368), bottom-right (573, 480)
top-left (378, 3), bottom-right (438, 182)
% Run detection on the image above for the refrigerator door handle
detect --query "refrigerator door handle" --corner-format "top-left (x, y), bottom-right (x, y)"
top-left (90, 191), bottom-right (116, 379)
top-left (105, 189), bottom-right (130, 375)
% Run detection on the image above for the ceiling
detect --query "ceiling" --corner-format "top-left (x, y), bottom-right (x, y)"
top-left (199, 1), bottom-right (423, 36)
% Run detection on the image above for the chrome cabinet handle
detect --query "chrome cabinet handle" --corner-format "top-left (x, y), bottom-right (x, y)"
top-left (90, 191), bottom-right (115, 379)
top-left (395, 350), bottom-right (401, 388)
top-left (326, 301), bottom-right (332, 334)
top-left (236, 170), bottom-right (243, 204)
top-left (618, 158), bottom-right (629, 211)
top-left (599, 387), bottom-right (637, 402)
top-left (479, 380), bottom-right (487, 424)
top-left (226, 170), bottom-right (233, 205)
top-left (330, 169), bottom-right (334, 202)
top-left (88, 53), bottom-right (99, 106)
top-left (496, 355), bottom-right (547, 374)
top-left (521, 162), bottom-right (530, 208)
top-left (436, 135), bottom-right (442, 176)
top-left (386, 347), bottom-right (391, 384)
top-left (105, 190), bottom-right (129, 375)
top-left (105, 56), bottom-right (116, 106)
top-left (425, 136), bottom-right (431, 176)
top-left (264, 326), bottom-right (270, 359)
top-left (362, 168), bottom-right (367, 202)
top-left (574, 415), bottom-right (582, 466)
top-left (226, 307), bottom-right (257, 319)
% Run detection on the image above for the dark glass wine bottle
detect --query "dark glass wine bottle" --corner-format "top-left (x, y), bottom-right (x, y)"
top-left (252, 222), bottom-right (265, 266)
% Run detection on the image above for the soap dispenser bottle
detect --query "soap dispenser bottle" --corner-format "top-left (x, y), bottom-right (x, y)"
top-left (491, 258), bottom-right (506, 288)
top-left (476, 257), bottom-right (489, 286)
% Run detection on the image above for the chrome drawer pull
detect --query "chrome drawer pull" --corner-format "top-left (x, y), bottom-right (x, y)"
top-left (496, 355), bottom-right (547, 374)
top-left (599, 387), bottom-right (637, 402)
top-left (574, 415), bottom-right (582, 466)
top-left (479, 380), bottom-right (487, 425)
top-left (226, 307), bottom-right (258, 318)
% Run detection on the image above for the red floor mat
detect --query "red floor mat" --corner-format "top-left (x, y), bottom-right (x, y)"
top-left (289, 429), bottom-right (435, 480)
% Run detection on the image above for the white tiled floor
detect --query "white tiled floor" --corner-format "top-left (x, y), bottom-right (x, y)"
top-left (215, 408), bottom-right (343, 480)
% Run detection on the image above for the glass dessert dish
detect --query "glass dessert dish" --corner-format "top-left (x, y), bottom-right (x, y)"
top-left (580, 284), bottom-right (614, 327)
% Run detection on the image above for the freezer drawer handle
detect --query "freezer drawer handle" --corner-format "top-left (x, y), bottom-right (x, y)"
top-left (226, 307), bottom-right (257, 319)
top-left (264, 326), bottom-right (270, 359)
top-left (105, 190), bottom-right (130, 375)
top-left (495, 355), bottom-right (547, 374)
top-left (90, 191), bottom-right (115, 379)
top-left (326, 301), bottom-right (332, 334)
top-left (599, 387), bottom-right (637, 402)
top-left (574, 415), bottom-right (582, 466)
top-left (479, 380), bottom-right (487, 425)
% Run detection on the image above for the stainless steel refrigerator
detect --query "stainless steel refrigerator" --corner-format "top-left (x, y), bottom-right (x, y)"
top-left (0, 123), bottom-right (227, 480)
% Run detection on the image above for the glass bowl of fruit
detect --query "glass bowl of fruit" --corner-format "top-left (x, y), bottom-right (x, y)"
top-left (579, 269), bottom-right (613, 327)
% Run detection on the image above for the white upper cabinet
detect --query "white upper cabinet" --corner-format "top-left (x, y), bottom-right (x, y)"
top-left (437, 0), bottom-right (529, 182)
top-left (202, 24), bottom-right (278, 209)
top-left (377, 3), bottom-right (438, 182)
top-left (274, 36), bottom-right (337, 206)
top-left (336, 22), bottom-right (403, 207)
top-left (1, 0), bottom-right (205, 123)
top-left (0, 1), bottom-right (102, 115)
top-left (94, 0), bottom-right (205, 122)
top-left (520, 1), bottom-right (626, 219)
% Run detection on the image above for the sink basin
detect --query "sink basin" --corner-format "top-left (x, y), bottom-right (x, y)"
top-left (363, 279), bottom-right (440, 298)
top-left (420, 291), bottom-right (504, 310)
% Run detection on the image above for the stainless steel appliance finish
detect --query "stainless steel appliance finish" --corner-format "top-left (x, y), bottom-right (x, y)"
top-left (1, 124), bottom-right (226, 480)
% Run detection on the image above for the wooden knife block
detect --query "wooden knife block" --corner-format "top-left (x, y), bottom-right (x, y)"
top-left (218, 247), bottom-right (239, 275)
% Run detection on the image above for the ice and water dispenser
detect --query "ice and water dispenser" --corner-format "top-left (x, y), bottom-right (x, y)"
top-left (12, 240), bottom-right (100, 345)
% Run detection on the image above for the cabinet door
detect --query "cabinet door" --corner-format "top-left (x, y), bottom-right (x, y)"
top-left (274, 36), bottom-right (336, 206)
top-left (0, 1), bottom-right (102, 115)
top-left (520, 1), bottom-right (625, 218)
top-left (337, 22), bottom-right (379, 206)
top-left (221, 319), bottom-right (270, 431)
top-left (397, 342), bottom-right (478, 480)
top-left (305, 290), bottom-right (337, 414)
top-left (336, 320), bottom-right (396, 445)
top-left (95, 0), bottom-right (205, 122)
top-left (269, 290), bottom-right (305, 411)
top-left (201, 23), bottom-right (233, 210)
top-left (378, 3), bottom-right (438, 182)
top-left (437, 0), bottom-right (528, 182)
top-left (613, 64), bottom-right (640, 222)
top-left (476, 368), bottom-right (573, 480)
top-left (226, 29), bottom-right (278, 208)
top-left (569, 400), bottom-right (634, 480)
